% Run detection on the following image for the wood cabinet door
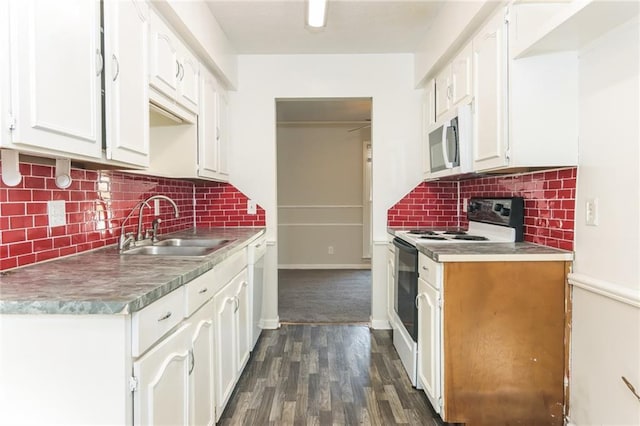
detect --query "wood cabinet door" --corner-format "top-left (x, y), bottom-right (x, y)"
top-left (472, 10), bottom-right (508, 172)
top-left (149, 10), bottom-right (179, 99)
top-left (133, 323), bottom-right (190, 426)
top-left (213, 279), bottom-right (239, 418)
top-left (103, 0), bottom-right (150, 167)
top-left (8, 0), bottom-right (102, 158)
top-left (417, 277), bottom-right (441, 414)
top-left (189, 300), bottom-right (215, 426)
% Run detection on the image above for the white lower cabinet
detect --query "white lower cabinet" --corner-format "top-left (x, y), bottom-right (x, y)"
top-left (189, 299), bottom-right (216, 426)
top-left (133, 322), bottom-right (191, 426)
top-left (416, 276), bottom-right (441, 414)
top-left (213, 267), bottom-right (250, 419)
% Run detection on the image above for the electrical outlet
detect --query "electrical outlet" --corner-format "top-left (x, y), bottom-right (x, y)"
top-left (247, 199), bottom-right (257, 215)
top-left (328, 246), bottom-right (334, 255)
top-left (463, 198), bottom-right (468, 213)
top-left (585, 198), bottom-right (599, 226)
top-left (47, 200), bottom-right (67, 227)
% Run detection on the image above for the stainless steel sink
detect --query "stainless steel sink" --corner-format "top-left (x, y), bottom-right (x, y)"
top-left (121, 246), bottom-right (217, 257)
top-left (121, 238), bottom-right (233, 257)
top-left (154, 238), bottom-right (230, 248)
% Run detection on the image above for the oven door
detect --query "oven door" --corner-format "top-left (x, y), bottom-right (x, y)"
top-left (393, 237), bottom-right (419, 342)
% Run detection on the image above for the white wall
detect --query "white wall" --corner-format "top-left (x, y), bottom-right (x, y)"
top-left (569, 17), bottom-right (640, 425)
top-left (277, 124), bottom-right (369, 268)
top-left (228, 54), bottom-right (423, 327)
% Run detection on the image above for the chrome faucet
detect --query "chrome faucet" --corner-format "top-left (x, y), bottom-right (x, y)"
top-left (118, 195), bottom-right (179, 252)
top-left (137, 195), bottom-right (179, 242)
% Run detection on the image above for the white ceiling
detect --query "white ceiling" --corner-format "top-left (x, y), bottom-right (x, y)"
top-left (206, 1), bottom-right (442, 122)
top-left (205, 0), bottom-right (444, 54)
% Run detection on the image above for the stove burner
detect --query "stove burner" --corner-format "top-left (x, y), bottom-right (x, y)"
top-left (419, 235), bottom-right (447, 240)
top-left (453, 235), bottom-right (489, 241)
top-left (408, 230), bottom-right (438, 236)
top-left (443, 230), bottom-right (467, 235)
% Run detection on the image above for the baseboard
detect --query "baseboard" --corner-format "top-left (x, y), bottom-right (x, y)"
top-left (278, 264), bottom-right (371, 270)
top-left (370, 317), bottom-right (392, 330)
top-left (260, 317), bottom-right (280, 329)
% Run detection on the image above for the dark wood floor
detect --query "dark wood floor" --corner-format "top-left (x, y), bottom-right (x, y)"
top-left (219, 324), bottom-right (440, 426)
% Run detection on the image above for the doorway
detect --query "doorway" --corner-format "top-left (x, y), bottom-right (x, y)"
top-left (276, 98), bottom-right (372, 323)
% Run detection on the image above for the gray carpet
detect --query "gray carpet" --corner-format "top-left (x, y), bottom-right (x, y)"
top-left (278, 269), bottom-right (372, 324)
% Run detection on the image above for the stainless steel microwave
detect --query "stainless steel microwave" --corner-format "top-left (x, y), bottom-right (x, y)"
top-left (427, 103), bottom-right (472, 178)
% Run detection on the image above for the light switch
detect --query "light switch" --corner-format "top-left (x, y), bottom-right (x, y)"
top-left (47, 200), bottom-right (67, 227)
top-left (247, 199), bottom-right (257, 215)
top-left (585, 198), bottom-right (599, 226)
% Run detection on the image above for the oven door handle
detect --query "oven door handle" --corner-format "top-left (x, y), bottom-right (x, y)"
top-left (393, 237), bottom-right (417, 252)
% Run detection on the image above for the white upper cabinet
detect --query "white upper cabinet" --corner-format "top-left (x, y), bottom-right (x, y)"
top-left (6, 0), bottom-right (103, 159)
top-left (435, 42), bottom-right (473, 121)
top-left (103, 0), bottom-right (150, 167)
top-left (149, 8), bottom-right (199, 118)
top-left (471, 6), bottom-right (579, 173)
top-left (422, 79), bottom-right (435, 179)
top-left (198, 66), bottom-right (229, 182)
top-left (472, 10), bottom-right (508, 172)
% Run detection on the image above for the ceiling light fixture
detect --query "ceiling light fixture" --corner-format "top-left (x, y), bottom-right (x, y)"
top-left (307, 0), bottom-right (327, 28)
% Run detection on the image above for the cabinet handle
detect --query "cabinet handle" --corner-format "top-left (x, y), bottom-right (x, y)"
top-left (198, 288), bottom-right (208, 294)
top-left (422, 265), bottom-right (429, 272)
top-left (188, 349), bottom-right (195, 375)
top-left (96, 49), bottom-right (104, 76)
top-left (216, 126), bottom-right (220, 141)
top-left (234, 296), bottom-right (239, 313)
top-left (157, 311), bottom-right (172, 322)
top-left (176, 60), bottom-right (180, 78)
top-left (447, 85), bottom-right (452, 100)
top-left (179, 63), bottom-right (185, 81)
top-left (112, 54), bottom-right (120, 81)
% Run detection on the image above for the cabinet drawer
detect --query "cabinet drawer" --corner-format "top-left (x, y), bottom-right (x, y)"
top-left (185, 269), bottom-right (215, 317)
top-left (132, 287), bottom-right (185, 357)
top-left (215, 249), bottom-right (247, 286)
top-left (418, 253), bottom-right (441, 288)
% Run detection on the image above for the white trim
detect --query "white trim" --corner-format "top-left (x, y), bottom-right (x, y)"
top-left (568, 273), bottom-right (640, 308)
top-left (278, 205), bottom-right (363, 209)
top-left (278, 264), bottom-right (371, 270)
top-left (370, 318), bottom-right (392, 330)
top-left (259, 318), bottom-right (280, 329)
top-left (373, 240), bottom-right (389, 246)
top-left (278, 223), bottom-right (363, 227)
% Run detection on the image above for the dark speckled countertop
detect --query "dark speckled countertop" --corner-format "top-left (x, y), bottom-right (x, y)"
top-left (0, 227), bottom-right (265, 315)
top-left (387, 228), bottom-right (573, 262)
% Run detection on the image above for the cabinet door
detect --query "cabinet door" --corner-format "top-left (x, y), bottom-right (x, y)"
top-left (103, 0), bottom-right (149, 167)
top-left (213, 279), bottom-right (238, 418)
top-left (217, 88), bottom-right (230, 177)
top-left (233, 269), bottom-right (251, 373)
top-left (189, 300), bottom-right (215, 426)
top-left (417, 278), bottom-right (441, 414)
top-left (177, 49), bottom-right (199, 113)
top-left (198, 68), bottom-right (220, 178)
top-left (451, 42), bottom-right (472, 106)
top-left (434, 68), bottom-right (451, 121)
top-left (0, 0), bottom-right (8, 149)
top-left (133, 322), bottom-right (190, 426)
top-left (8, 0), bottom-right (102, 158)
top-left (149, 10), bottom-right (179, 100)
top-left (422, 80), bottom-right (435, 179)
top-left (472, 10), bottom-right (508, 172)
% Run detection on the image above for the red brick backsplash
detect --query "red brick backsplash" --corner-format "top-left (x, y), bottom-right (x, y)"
top-left (387, 181), bottom-right (459, 228)
top-left (459, 168), bottom-right (577, 251)
top-left (195, 182), bottom-right (266, 227)
top-left (0, 160), bottom-right (264, 271)
top-left (387, 167), bottom-right (577, 251)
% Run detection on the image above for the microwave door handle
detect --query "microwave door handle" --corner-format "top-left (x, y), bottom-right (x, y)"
top-left (441, 120), bottom-right (453, 169)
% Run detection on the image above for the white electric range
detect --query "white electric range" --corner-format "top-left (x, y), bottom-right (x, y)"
top-left (391, 197), bottom-right (525, 389)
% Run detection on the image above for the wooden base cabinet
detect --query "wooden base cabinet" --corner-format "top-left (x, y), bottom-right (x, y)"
top-left (418, 258), bottom-right (570, 425)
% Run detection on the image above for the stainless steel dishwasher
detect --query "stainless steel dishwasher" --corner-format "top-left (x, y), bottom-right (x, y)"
top-left (248, 236), bottom-right (267, 350)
